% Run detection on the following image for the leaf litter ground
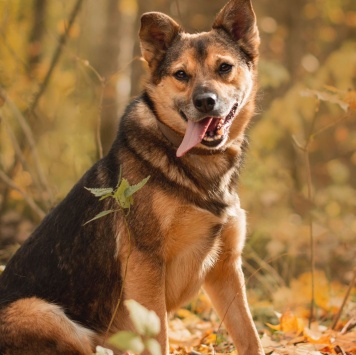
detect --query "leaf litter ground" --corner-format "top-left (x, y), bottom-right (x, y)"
top-left (166, 272), bottom-right (356, 355)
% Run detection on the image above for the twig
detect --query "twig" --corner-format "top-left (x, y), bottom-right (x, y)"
top-left (243, 261), bottom-right (277, 296)
top-left (175, 0), bottom-right (183, 22)
top-left (74, 54), bottom-right (143, 160)
top-left (0, 88), bottom-right (53, 207)
top-left (312, 113), bottom-right (349, 138)
top-left (293, 98), bottom-right (320, 328)
top-left (0, 169), bottom-right (45, 220)
top-left (245, 246), bottom-right (286, 288)
top-left (103, 212), bottom-right (132, 343)
top-left (304, 148), bottom-right (315, 328)
top-left (1, 116), bottom-right (29, 171)
top-left (332, 267), bottom-right (356, 330)
top-left (340, 317), bottom-right (356, 334)
top-left (96, 85), bottom-right (104, 160)
top-left (294, 98), bottom-right (352, 328)
top-left (76, 58), bottom-right (105, 159)
top-left (29, 0), bottom-right (84, 112)
top-left (334, 345), bottom-right (347, 355)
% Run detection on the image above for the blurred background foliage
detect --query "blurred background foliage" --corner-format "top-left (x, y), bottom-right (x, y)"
top-left (0, 0), bottom-right (355, 304)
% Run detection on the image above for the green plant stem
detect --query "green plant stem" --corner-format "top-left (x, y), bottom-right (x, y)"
top-left (103, 212), bottom-right (132, 344)
top-left (304, 149), bottom-right (315, 328)
top-left (96, 86), bottom-right (104, 160)
top-left (305, 98), bottom-right (320, 328)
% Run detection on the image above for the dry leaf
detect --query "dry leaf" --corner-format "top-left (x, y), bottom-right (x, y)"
top-left (267, 310), bottom-right (305, 336)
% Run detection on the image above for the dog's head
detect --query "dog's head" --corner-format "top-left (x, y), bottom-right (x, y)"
top-left (139, 0), bottom-right (260, 157)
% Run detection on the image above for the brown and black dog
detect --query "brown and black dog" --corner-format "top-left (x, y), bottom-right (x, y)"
top-left (0, 0), bottom-right (264, 354)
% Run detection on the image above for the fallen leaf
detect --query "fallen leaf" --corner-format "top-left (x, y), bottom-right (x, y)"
top-left (267, 310), bottom-right (305, 336)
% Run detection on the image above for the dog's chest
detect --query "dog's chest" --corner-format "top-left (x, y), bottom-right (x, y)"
top-left (151, 191), bottom-right (229, 310)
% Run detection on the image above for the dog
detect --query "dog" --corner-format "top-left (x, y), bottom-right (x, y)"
top-left (0, 0), bottom-right (264, 354)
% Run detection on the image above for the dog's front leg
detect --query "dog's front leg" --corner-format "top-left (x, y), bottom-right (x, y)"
top-left (124, 249), bottom-right (168, 355)
top-left (203, 214), bottom-right (264, 355)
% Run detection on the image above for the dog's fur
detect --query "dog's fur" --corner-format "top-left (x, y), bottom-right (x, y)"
top-left (0, 0), bottom-right (264, 354)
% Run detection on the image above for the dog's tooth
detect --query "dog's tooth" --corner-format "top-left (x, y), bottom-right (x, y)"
top-left (216, 127), bottom-right (224, 136)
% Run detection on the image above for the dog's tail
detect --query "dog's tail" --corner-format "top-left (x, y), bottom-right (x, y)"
top-left (0, 297), bottom-right (94, 355)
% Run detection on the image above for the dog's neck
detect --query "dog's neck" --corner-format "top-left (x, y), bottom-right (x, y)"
top-left (142, 92), bottom-right (226, 157)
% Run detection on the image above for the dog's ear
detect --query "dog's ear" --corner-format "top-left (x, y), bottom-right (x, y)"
top-left (139, 12), bottom-right (182, 70)
top-left (212, 0), bottom-right (260, 62)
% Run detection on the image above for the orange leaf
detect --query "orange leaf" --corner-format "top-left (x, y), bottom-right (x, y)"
top-left (267, 310), bottom-right (304, 336)
top-left (280, 311), bottom-right (305, 335)
top-left (303, 327), bottom-right (332, 344)
top-left (343, 90), bottom-right (356, 110)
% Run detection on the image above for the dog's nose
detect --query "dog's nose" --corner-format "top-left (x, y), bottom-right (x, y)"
top-left (193, 93), bottom-right (217, 113)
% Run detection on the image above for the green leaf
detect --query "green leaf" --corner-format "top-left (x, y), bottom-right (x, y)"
top-left (114, 178), bottom-right (132, 209)
top-left (85, 187), bottom-right (114, 197)
top-left (144, 338), bottom-right (161, 355)
top-left (108, 331), bottom-right (144, 353)
top-left (83, 209), bottom-right (116, 225)
top-left (99, 193), bottom-right (114, 201)
top-left (125, 299), bottom-right (161, 337)
top-left (124, 176), bottom-right (150, 199)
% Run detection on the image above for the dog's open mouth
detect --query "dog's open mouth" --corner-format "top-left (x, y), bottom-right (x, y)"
top-left (176, 103), bottom-right (238, 157)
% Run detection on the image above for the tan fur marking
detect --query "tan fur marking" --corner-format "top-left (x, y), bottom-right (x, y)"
top-left (152, 191), bottom-right (223, 310)
top-left (0, 297), bottom-right (93, 354)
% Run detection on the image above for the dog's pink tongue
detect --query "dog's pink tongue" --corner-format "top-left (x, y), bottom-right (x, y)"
top-left (176, 118), bottom-right (212, 157)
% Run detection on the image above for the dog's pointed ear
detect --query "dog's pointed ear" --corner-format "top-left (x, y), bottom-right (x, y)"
top-left (212, 0), bottom-right (260, 62)
top-left (139, 12), bottom-right (182, 69)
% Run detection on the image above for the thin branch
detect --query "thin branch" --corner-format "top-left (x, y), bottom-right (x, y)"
top-left (245, 245), bottom-right (286, 288)
top-left (340, 317), bottom-right (356, 335)
top-left (0, 114), bottom-right (40, 217)
top-left (312, 112), bottom-right (350, 138)
top-left (0, 88), bottom-right (53, 206)
top-left (304, 148), bottom-right (315, 328)
top-left (73, 54), bottom-right (143, 160)
top-left (27, 0), bottom-right (47, 73)
top-left (332, 267), bottom-right (356, 330)
top-left (29, 0), bottom-right (84, 112)
top-left (0, 114), bottom-right (28, 171)
top-left (0, 0), bottom-right (83, 211)
top-left (75, 58), bottom-right (106, 159)
top-left (0, 169), bottom-right (45, 220)
top-left (243, 261), bottom-right (277, 296)
top-left (296, 100), bottom-right (354, 328)
top-left (96, 87), bottom-right (104, 160)
top-left (175, 0), bottom-right (183, 22)
top-left (293, 98), bottom-right (320, 327)
top-left (103, 213), bottom-right (132, 343)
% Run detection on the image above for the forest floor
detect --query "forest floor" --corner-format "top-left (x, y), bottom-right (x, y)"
top-left (167, 310), bottom-right (356, 355)
top-left (0, 260), bottom-right (355, 354)
top-left (166, 275), bottom-right (356, 355)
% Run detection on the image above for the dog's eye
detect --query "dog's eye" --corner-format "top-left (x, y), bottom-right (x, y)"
top-left (219, 63), bottom-right (233, 74)
top-left (174, 70), bottom-right (189, 81)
